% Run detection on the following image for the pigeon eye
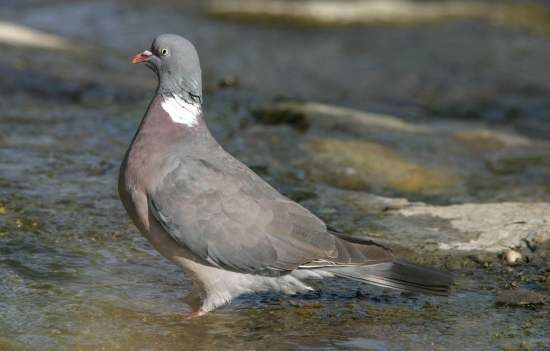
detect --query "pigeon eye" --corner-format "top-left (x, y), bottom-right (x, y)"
top-left (160, 48), bottom-right (168, 56)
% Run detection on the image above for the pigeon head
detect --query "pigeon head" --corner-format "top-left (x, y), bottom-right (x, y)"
top-left (132, 34), bottom-right (202, 103)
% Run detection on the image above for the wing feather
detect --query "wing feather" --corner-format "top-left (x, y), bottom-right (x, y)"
top-left (149, 156), bottom-right (338, 276)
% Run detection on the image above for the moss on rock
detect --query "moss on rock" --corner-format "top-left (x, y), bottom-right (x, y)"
top-left (307, 138), bottom-right (456, 194)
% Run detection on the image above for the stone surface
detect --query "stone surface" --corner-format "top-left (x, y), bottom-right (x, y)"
top-left (207, 0), bottom-right (550, 31)
top-left (453, 130), bottom-right (530, 152)
top-left (253, 101), bottom-right (429, 133)
top-left (398, 202), bottom-right (550, 252)
top-left (496, 289), bottom-right (546, 307)
top-left (307, 138), bottom-right (456, 194)
top-left (0, 21), bottom-right (72, 50)
top-left (504, 249), bottom-right (523, 265)
top-left (354, 199), bottom-right (550, 253)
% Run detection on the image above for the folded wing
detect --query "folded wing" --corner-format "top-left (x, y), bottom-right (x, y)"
top-left (149, 155), bottom-right (394, 276)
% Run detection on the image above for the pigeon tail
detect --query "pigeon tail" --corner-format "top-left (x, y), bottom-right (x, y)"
top-left (327, 260), bottom-right (453, 296)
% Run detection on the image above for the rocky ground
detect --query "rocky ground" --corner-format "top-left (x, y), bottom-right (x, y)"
top-left (0, 0), bottom-right (549, 350)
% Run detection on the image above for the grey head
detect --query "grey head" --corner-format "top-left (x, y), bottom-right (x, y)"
top-left (132, 34), bottom-right (202, 104)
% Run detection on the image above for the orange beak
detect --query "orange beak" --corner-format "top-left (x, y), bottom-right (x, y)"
top-left (132, 50), bottom-right (153, 64)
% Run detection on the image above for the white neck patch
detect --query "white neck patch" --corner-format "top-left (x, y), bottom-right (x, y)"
top-left (161, 94), bottom-right (202, 127)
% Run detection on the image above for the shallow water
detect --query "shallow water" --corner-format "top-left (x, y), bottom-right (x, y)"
top-left (1, 0), bottom-right (549, 350)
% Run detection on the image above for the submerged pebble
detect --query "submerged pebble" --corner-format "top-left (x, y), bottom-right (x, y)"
top-left (307, 138), bottom-right (456, 194)
top-left (504, 249), bottom-right (523, 265)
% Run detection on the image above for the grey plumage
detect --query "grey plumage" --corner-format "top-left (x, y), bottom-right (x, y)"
top-left (119, 34), bottom-right (452, 316)
top-left (329, 261), bottom-right (452, 296)
top-left (147, 34), bottom-right (202, 103)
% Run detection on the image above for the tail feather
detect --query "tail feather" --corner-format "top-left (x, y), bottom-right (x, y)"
top-left (327, 260), bottom-right (453, 296)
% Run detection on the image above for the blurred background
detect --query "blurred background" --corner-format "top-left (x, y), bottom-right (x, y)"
top-left (1, 0), bottom-right (549, 350)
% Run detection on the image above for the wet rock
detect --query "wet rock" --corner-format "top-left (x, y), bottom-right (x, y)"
top-left (0, 21), bottom-right (72, 50)
top-left (205, 76), bottom-right (240, 93)
top-left (398, 202), bottom-right (550, 252)
top-left (367, 202), bottom-right (550, 253)
top-left (255, 101), bottom-right (550, 204)
top-left (487, 155), bottom-right (548, 176)
top-left (492, 4), bottom-right (550, 34)
top-left (216, 76), bottom-right (240, 89)
top-left (453, 130), bottom-right (530, 152)
top-left (253, 101), bottom-right (427, 133)
top-left (495, 289), bottom-right (545, 307)
top-left (206, 0), bottom-right (549, 30)
top-left (307, 138), bottom-right (456, 194)
top-left (252, 103), bottom-right (309, 132)
top-left (339, 191), bottom-right (409, 214)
